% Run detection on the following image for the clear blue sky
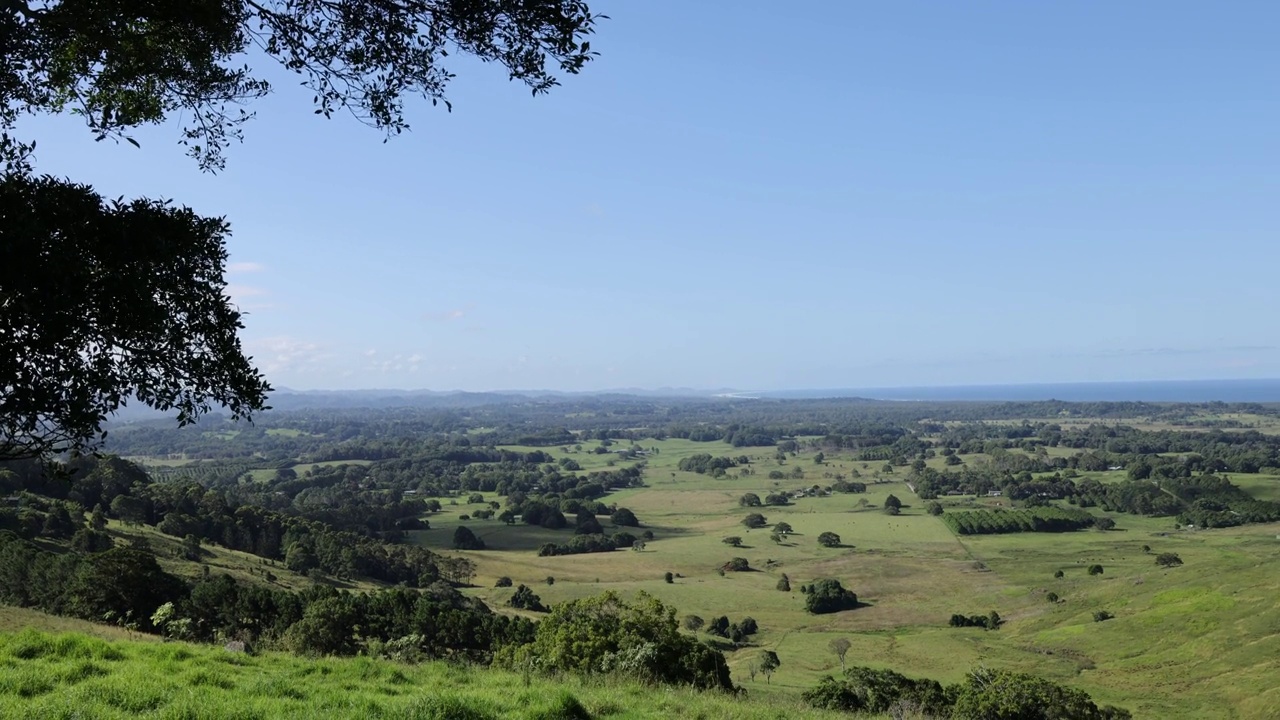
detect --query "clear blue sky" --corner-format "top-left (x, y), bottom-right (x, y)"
top-left (22, 1), bottom-right (1280, 392)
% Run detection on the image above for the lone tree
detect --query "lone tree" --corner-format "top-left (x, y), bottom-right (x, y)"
top-left (817, 532), bottom-right (841, 548)
top-left (742, 513), bottom-right (768, 529)
top-left (828, 637), bottom-right (851, 672)
top-left (759, 650), bottom-right (780, 684)
top-left (1155, 552), bottom-right (1183, 568)
top-left (507, 585), bottom-right (546, 612)
top-left (611, 507), bottom-right (639, 527)
top-left (0, 0), bottom-right (603, 462)
top-left (452, 526), bottom-right (485, 551)
top-left (805, 578), bottom-right (859, 614)
top-left (774, 521), bottom-right (793, 535)
top-left (722, 536), bottom-right (743, 547)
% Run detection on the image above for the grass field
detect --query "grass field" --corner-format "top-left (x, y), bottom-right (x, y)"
top-left (106, 522), bottom-right (383, 594)
top-left (406, 439), bottom-right (1280, 718)
top-left (0, 627), bottom-right (856, 720)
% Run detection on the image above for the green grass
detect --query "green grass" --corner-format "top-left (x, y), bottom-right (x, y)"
top-left (106, 522), bottom-right (383, 593)
top-left (0, 628), bottom-right (857, 720)
top-left (399, 439), bottom-right (1280, 717)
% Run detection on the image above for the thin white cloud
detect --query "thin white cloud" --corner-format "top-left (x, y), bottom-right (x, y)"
top-left (227, 284), bottom-right (268, 298)
top-left (228, 262), bottom-right (266, 273)
top-left (422, 307), bottom-right (469, 322)
top-left (247, 336), bottom-right (328, 374)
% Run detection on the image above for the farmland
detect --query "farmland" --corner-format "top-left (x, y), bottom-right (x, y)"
top-left (8, 397), bottom-right (1280, 717)
top-left (407, 437), bottom-right (1280, 718)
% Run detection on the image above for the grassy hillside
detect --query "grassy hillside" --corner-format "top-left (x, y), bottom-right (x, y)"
top-left (404, 439), bottom-right (1280, 718)
top-left (0, 627), bottom-right (853, 720)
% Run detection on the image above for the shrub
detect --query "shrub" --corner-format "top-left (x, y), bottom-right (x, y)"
top-left (508, 585), bottom-right (546, 612)
top-left (1155, 552), bottom-right (1183, 567)
top-left (707, 616), bottom-right (730, 637)
top-left (611, 508), bottom-right (639, 527)
top-left (817, 531), bottom-right (841, 548)
top-left (951, 668), bottom-right (1131, 719)
top-left (1046, 592), bottom-right (1059, 603)
top-left (1093, 610), bottom-right (1114, 622)
top-left (1054, 570), bottom-right (1065, 578)
top-left (664, 572), bottom-right (674, 584)
top-left (452, 526), bottom-right (486, 550)
top-left (805, 578), bottom-right (858, 614)
top-left (948, 612), bottom-right (1002, 630)
top-left (742, 513), bottom-right (768, 529)
top-left (722, 557), bottom-right (750, 572)
top-left (498, 591), bottom-right (733, 690)
top-left (776, 574), bottom-right (791, 591)
top-left (803, 666), bottom-right (951, 716)
top-left (1088, 564), bottom-right (1104, 576)
top-left (495, 576), bottom-right (513, 588)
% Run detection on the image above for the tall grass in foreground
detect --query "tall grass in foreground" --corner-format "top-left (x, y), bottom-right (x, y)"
top-left (0, 629), bottom-right (856, 719)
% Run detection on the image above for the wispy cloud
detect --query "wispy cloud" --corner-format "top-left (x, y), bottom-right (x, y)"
top-left (247, 336), bottom-right (328, 374)
top-left (227, 284), bottom-right (268, 299)
top-left (422, 305), bottom-right (472, 323)
top-left (228, 261), bottom-right (266, 273)
top-left (363, 352), bottom-right (432, 374)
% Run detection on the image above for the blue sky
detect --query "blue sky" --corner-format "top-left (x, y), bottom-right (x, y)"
top-left (23, 1), bottom-right (1280, 391)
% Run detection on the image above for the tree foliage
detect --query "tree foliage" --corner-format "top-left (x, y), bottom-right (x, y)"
top-left (452, 525), bottom-right (485, 550)
top-left (0, 0), bottom-right (603, 171)
top-left (0, 175), bottom-right (269, 461)
top-left (498, 591), bottom-right (733, 691)
top-left (0, 0), bottom-right (603, 462)
top-left (805, 578), bottom-right (859, 614)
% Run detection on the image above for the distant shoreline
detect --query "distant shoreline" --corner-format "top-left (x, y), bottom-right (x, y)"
top-left (753, 379), bottom-right (1280, 403)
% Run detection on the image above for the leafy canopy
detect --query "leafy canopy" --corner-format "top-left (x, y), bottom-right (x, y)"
top-left (0, 0), bottom-right (604, 171)
top-left (0, 0), bottom-right (601, 460)
top-left (0, 175), bottom-right (269, 460)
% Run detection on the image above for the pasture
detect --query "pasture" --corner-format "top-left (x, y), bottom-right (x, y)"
top-left (409, 438), bottom-right (1280, 717)
top-left (0, 628), bottom-right (852, 720)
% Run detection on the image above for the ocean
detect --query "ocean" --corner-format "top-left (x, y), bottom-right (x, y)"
top-left (757, 379), bottom-right (1280, 403)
